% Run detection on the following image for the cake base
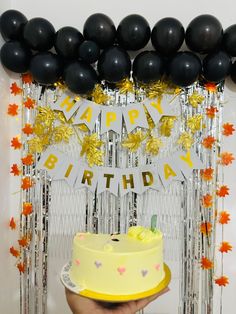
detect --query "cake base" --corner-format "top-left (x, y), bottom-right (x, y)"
top-left (61, 262), bottom-right (171, 302)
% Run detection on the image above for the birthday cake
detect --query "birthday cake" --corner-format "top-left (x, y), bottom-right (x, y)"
top-left (69, 226), bottom-right (164, 296)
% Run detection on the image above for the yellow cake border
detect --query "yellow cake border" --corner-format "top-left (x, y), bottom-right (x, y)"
top-left (61, 263), bottom-right (171, 302)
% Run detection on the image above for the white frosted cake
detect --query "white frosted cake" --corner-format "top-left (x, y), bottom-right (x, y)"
top-left (69, 226), bottom-right (164, 296)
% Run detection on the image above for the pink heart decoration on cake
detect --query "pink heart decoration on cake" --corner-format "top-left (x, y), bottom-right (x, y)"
top-left (117, 266), bottom-right (126, 275)
top-left (95, 261), bottom-right (102, 268)
top-left (155, 264), bottom-right (160, 271)
top-left (141, 269), bottom-right (148, 277)
top-left (75, 259), bottom-right (80, 266)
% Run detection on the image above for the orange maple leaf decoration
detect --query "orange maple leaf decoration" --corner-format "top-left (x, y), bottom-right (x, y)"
top-left (21, 177), bottom-right (34, 190)
top-left (17, 262), bottom-right (25, 274)
top-left (222, 123), bottom-right (235, 136)
top-left (10, 164), bottom-right (21, 176)
top-left (205, 83), bottom-right (217, 92)
top-left (215, 276), bottom-right (229, 287)
top-left (9, 217), bottom-right (16, 230)
top-left (202, 194), bottom-right (213, 208)
top-left (11, 137), bottom-right (22, 150)
top-left (23, 97), bottom-right (35, 109)
top-left (201, 257), bottom-right (213, 270)
top-left (18, 235), bottom-right (29, 248)
top-left (7, 104), bottom-right (19, 116)
top-left (206, 106), bottom-right (219, 119)
top-left (219, 152), bottom-right (235, 166)
top-left (21, 154), bottom-right (34, 166)
top-left (10, 82), bottom-right (22, 95)
top-left (22, 202), bottom-right (33, 216)
top-left (200, 222), bottom-right (212, 235)
top-left (216, 185), bottom-right (230, 198)
top-left (9, 246), bottom-right (20, 258)
top-left (200, 168), bottom-right (214, 181)
top-left (219, 211), bottom-right (231, 224)
top-left (22, 73), bottom-right (33, 84)
top-left (22, 123), bottom-right (33, 136)
top-left (219, 242), bottom-right (232, 253)
top-left (202, 136), bottom-right (216, 149)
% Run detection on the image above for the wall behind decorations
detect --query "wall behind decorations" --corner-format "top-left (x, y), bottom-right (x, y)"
top-left (0, 0), bottom-right (236, 313)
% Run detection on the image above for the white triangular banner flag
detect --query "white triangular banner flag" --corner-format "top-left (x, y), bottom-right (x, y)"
top-left (157, 157), bottom-right (184, 188)
top-left (97, 167), bottom-right (119, 196)
top-left (144, 95), bottom-right (174, 125)
top-left (122, 103), bottom-right (149, 133)
top-left (100, 107), bottom-right (123, 134)
top-left (52, 91), bottom-right (81, 121)
top-left (73, 100), bottom-right (101, 130)
top-left (174, 149), bottom-right (204, 179)
top-left (37, 148), bottom-right (66, 178)
top-left (119, 167), bottom-right (142, 197)
top-left (74, 165), bottom-right (98, 192)
top-left (139, 165), bottom-right (163, 193)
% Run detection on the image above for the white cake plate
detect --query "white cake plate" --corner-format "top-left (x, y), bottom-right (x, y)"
top-left (61, 262), bottom-right (171, 302)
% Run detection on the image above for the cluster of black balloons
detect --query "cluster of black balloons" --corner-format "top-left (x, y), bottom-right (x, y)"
top-left (1, 10), bottom-right (236, 95)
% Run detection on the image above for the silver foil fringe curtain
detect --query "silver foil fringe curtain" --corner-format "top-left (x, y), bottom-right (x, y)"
top-left (19, 81), bottom-right (224, 314)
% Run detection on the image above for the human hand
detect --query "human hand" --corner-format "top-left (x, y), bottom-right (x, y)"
top-left (65, 287), bottom-right (169, 314)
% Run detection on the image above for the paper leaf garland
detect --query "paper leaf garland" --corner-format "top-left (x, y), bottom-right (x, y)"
top-left (145, 136), bottom-right (163, 155)
top-left (122, 130), bottom-right (147, 152)
top-left (9, 217), bottom-right (16, 230)
top-left (219, 152), bottom-right (235, 166)
top-left (222, 123), bottom-right (235, 136)
top-left (10, 82), bottom-right (22, 95)
top-left (216, 185), bottom-right (230, 197)
top-left (219, 242), bottom-right (232, 253)
top-left (202, 136), bottom-right (216, 149)
top-left (188, 91), bottom-right (205, 108)
top-left (7, 104), bottom-right (19, 116)
top-left (80, 133), bottom-right (104, 167)
top-left (10, 164), bottom-right (21, 176)
top-left (11, 137), bottom-right (22, 150)
top-left (215, 276), bottom-right (229, 287)
top-left (201, 257), bottom-right (213, 270)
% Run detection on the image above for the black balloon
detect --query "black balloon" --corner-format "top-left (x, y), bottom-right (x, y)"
top-left (185, 14), bottom-right (223, 54)
top-left (78, 40), bottom-right (100, 63)
top-left (64, 61), bottom-right (98, 94)
top-left (223, 25), bottom-right (236, 57)
top-left (117, 14), bottom-right (150, 51)
top-left (23, 17), bottom-right (55, 51)
top-left (133, 51), bottom-right (164, 83)
top-left (30, 52), bottom-right (62, 85)
top-left (0, 40), bottom-right (31, 73)
top-left (55, 26), bottom-right (84, 59)
top-left (0, 9), bottom-right (27, 41)
top-left (168, 52), bottom-right (201, 87)
top-left (151, 17), bottom-right (185, 55)
top-left (97, 46), bottom-right (131, 83)
top-left (203, 51), bottom-right (231, 83)
top-left (230, 61), bottom-right (236, 84)
top-left (83, 13), bottom-right (116, 48)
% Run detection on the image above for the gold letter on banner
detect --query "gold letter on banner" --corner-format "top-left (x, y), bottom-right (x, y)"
top-left (164, 164), bottom-right (177, 180)
top-left (81, 170), bottom-right (93, 186)
top-left (106, 112), bottom-right (117, 127)
top-left (44, 154), bottom-right (58, 170)
top-left (104, 173), bottom-right (114, 188)
top-left (52, 92), bottom-right (81, 121)
top-left (142, 171), bottom-right (154, 186)
top-left (60, 96), bottom-right (75, 112)
top-left (180, 150), bottom-right (193, 168)
top-left (64, 164), bottom-right (74, 178)
top-left (80, 106), bottom-right (92, 123)
top-left (122, 174), bottom-right (134, 189)
top-left (128, 109), bottom-right (139, 124)
top-left (150, 97), bottom-right (163, 114)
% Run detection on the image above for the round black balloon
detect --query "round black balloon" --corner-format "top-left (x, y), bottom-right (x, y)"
top-left (185, 14), bottom-right (223, 54)
top-left (133, 51), bottom-right (164, 83)
top-left (30, 52), bottom-right (62, 85)
top-left (55, 26), bottom-right (84, 59)
top-left (203, 51), bottom-right (231, 83)
top-left (168, 52), bottom-right (201, 87)
top-left (151, 17), bottom-right (185, 55)
top-left (223, 25), bottom-right (236, 57)
top-left (230, 61), bottom-right (236, 84)
top-left (0, 41), bottom-right (31, 73)
top-left (97, 46), bottom-right (131, 83)
top-left (117, 14), bottom-right (150, 50)
top-left (83, 13), bottom-right (116, 48)
top-left (0, 9), bottom-right (27, 41)
top-left (78, 40), bottom-right (100, 63)
top-left (64, 61), bottom-right (98, 94)
top-left (23, 17), bottom-right (55, 51)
